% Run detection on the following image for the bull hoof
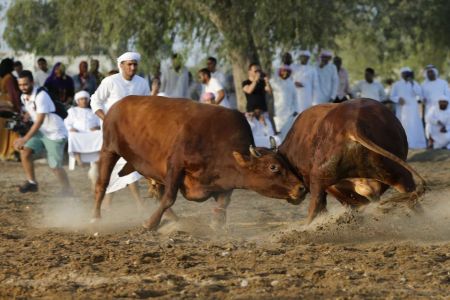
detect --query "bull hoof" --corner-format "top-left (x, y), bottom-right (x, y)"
top-left (89, 217), bottom-right (100, 224)
top-left (142, 222), bottom-right (159, 231)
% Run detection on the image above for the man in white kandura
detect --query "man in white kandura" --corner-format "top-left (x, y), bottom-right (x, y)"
top-left (160, 53), bottom-right (189, 98)
top-left (270, 65), bottom-right (298, 141)
top-left (425, 96), bottom-right (450, 149)
top-left (314, 50), bottom-right (339, 105)
top-left (421, 65), bottom-right (450, 116)
top-left (90, 51), bottom-right (150, 209)
top-left (292, 50), bottom-right (318, 113)
top-left (390, 67), bottom-right (426, 149)
top-left (351, 68), bottom-right (386, 101)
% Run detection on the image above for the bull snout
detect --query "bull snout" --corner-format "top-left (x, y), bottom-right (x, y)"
top-left (288, 184), bottom-right (308, 205)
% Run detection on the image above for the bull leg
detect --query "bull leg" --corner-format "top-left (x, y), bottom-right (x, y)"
top-left (147, 180), bottom-right (178, 221)
top-left (211, 190), bottom-right (233, 230)
top-left (369, 165), bottom-right (424, 213)
top-left (143, 164), bottom-right (183, 230)
top-left (92, 150), bottom-right (120, 220)
top-left (307, 183), bottom-right (328, 224)
top-left (327, 184), bottom-right (371, 208)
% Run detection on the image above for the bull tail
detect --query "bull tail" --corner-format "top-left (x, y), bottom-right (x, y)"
top-left (348, 132), bottom-right (426, 198)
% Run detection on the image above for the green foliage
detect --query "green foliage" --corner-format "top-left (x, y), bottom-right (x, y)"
top-left (4, 0), bottom-right (450, 82)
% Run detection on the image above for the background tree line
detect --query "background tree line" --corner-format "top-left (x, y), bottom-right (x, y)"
top-left (4, 0), bottom-right (450, 110)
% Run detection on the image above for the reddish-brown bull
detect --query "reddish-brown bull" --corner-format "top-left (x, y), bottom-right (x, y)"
top-left (92, 96), bottom-right (306, 230)
top-left (279, 99), bottom-right (426, 224)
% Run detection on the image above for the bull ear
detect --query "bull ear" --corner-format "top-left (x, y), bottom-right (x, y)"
top-left (232, 151), bottom-right (248, 167)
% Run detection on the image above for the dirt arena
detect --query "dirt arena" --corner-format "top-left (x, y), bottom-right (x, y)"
top-left (0, 150), bottom-right (449, 299)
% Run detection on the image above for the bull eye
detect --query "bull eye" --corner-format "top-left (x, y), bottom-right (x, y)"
top-left (269, 164), bottom-right (279, 173)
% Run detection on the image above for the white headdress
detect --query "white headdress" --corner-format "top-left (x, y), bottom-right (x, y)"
top-left (74, 90), bottom-right (90, 104)
top-left (117, 51), bottom-right (141, 72)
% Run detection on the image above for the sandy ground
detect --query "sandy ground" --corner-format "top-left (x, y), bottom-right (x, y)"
top-left (0, 150), bottom-right (449, 299)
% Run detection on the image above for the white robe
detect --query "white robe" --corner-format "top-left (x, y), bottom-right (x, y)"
top-left (90, 73), bottom-right (151, 194)
top-left (64, 107), bottom-right (103, 168)
top-left (351, 80), bottom-right (386, 101)
top-left (390, 80), bottom-right (426, 149)
top-left (421, 78), bottom-right (450, 115)
top-left (246, 114), bottom-right (280, 148)
top-left (270, 76), bottom-right (297, 140)
top-left (314, 63), bottom-right (339, 105)
top-left (292, 64), bottom-right (318, 113)
top-left (425, 105), bottom-right (450, 149)
top-left (160, 66), bottom-right (189, 98)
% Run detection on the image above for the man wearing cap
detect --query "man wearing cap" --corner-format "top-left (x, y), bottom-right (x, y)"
top-left (425, 96), bottom-right (450, 149)
top-left (90, 51), bottom-right (150, 208)
top-left (390, 67), bottom-right (426, 149)
top-left (314, 50), bottom-right (339, 105)
top-left (421, 65), bottom-right (450, 117)
top-left (292, 50), bottom-right (318, 113)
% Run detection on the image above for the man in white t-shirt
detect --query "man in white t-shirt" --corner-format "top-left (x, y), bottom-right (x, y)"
top-left (351, 68), bottom-right (387, 101)
top-left (198, 68), bottom-right (230, 108)
top-left (206, 56), bottom-right (226, 87)
top-left (13, 70), bottom-right (72, 194)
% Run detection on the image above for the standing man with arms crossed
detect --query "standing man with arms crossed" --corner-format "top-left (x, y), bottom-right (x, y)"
top-left (90, 52), bottom-right (149, 210)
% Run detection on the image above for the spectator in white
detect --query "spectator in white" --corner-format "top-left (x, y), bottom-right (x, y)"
top-left (13, 70), bottom-right (72, 194)
top-left (246, 108), bottom-right (280, 148)
top-left (198, 68), bottom-right (230, 108)
top-left (270, 65), bottom-right (297, 140)
top-left (421, 64), bottom-right (450, 116)
top-left (12, 61), bottom-right (23, 78)
top-left (64, 90), bottom-right (102, 169)
top-left (425, 96), bottom-right (450, 149)
top-left (206, 56), bottom-right (226, 87)
top-left (314, 50), bottom-right (339, 105)
top-left (90, 51), bottom-right (150, 209)
top-left (292, 50), bottom-right (318, 113)
top-left (351, 68), bottom-right (387, 101)
top-left (160, 53), bottom-right (189, 98)
top-left (390, 67), bottom-right (426, 149)
top-left (333, 56), bottom-right (351, 103)
top-left (35, 57), bottom-right (50, 87)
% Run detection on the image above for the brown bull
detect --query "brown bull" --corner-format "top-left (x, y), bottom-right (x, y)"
top-left (279, 98), bottom-right (426, 224)
top-left (92, 96), bottom-right (306, 230)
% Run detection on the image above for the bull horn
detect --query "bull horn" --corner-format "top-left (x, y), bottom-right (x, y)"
top-left (269, 136), bottom-right (278, 151)
top-left (249, 145), bottom-right (262, 158)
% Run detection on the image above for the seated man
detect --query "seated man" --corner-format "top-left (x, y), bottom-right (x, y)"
top-left (246, 108), bottom-right (280, 148)
top-left (64, 90), bottom-right (102, 187)
top-left (425, 96), bottom-right (450, 149)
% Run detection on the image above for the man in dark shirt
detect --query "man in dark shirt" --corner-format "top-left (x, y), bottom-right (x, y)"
top-left (242, 63), bottom-right (277, 133)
